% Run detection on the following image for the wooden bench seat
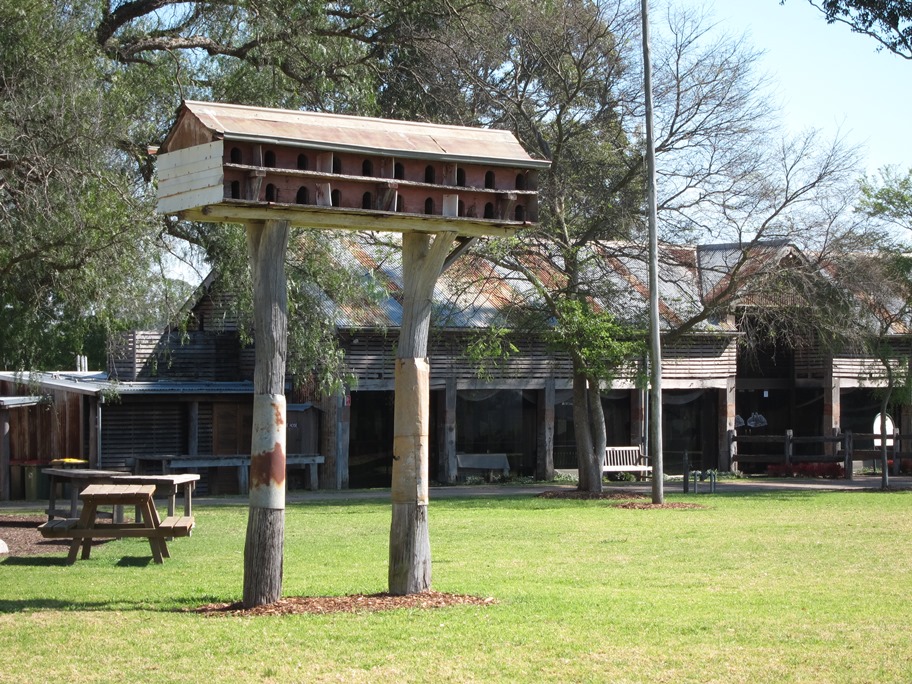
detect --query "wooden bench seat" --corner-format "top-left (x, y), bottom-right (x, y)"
top-left (603, 446), bottom-right (652, 479)
top-left (38, 518), bottom-right (80, 538)
top-left (157, 516), bottom-right (195, 537)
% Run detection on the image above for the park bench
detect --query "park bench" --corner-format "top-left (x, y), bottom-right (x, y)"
top-left (603, 446), bottom-right (652, 480)
top-left (456, 453), bottom-right (510, 481)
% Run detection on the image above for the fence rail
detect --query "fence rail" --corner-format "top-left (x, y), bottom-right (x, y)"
top-left (729, 429), bottom-right (912, 479)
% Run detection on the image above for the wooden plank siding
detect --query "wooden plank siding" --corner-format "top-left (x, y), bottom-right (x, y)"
top-left (0, 381), bottom-right (87, 463)
top-left (109, 330), bottom-right (251, 381)
top-left (340, 331), bottom-right (737, 388)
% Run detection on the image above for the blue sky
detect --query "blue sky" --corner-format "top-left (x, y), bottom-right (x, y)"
top-left (679, 0), bottom-right (912, 176)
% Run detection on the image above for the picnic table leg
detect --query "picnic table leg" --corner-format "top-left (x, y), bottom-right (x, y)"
top-left (69, 482), bottom-right (79, 519)
top-left (68, 502), bottom-right (97, 564)
top-left (139, 499), bottom-right (167, 563)
top-left (47, 473), bottom-right (57, 521)
top-left (182, 483), bottom-right (193, 516)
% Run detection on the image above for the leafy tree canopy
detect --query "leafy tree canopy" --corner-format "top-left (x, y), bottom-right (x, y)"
top-left (786, 1), bottom-right (912, 58)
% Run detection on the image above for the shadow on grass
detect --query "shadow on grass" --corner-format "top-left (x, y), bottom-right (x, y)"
top-left (116, 556), bottom-right (153, 568)
top-left (0, 594), bottom-right (230, 613)
top-left (1, 555), bottom-right (70, 567)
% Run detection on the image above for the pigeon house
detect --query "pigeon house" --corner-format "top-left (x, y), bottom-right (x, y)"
top-left (156, 101), bottom-right (549, 237)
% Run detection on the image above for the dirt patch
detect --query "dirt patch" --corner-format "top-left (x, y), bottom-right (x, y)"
top-left (537, 490), bottom-right (649, 500)
top-left (194, 592), bottom-right (496, 616)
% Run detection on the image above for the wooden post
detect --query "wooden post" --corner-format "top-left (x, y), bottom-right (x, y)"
top-left (1, 407), bottom-right (10, 501)
top-left (389, 230), bottom-right (455, 595)
top-left (536, 379), bottom-right (555, 481)
top-left (844, 430), bottom-right (853, 480)
top-left (243, 219), bottom-right (290, 608)
top-left (443, 377), bottom-right (457, 484)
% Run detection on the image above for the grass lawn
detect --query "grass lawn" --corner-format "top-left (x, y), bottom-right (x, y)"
top-left (1, 489), bottom-right (911, 683)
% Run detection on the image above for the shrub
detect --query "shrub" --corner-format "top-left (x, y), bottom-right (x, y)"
top-left (767, 462), bottom-right (845, 479)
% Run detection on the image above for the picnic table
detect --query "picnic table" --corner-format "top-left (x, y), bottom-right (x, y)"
top-left (38, 484), bottom-right (194, 564)
top-left (43, 468), bottom-right (199, 521)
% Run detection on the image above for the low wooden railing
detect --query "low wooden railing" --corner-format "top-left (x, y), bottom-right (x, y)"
top-left (728, 429), bottom-right (912, 479)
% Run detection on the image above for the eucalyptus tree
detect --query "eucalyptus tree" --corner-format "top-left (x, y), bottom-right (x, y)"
top-left (784, 0), bottom-right (912, 59)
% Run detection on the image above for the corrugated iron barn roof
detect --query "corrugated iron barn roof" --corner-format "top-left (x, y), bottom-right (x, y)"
top-left (160, 100), bottom-right (551, 169)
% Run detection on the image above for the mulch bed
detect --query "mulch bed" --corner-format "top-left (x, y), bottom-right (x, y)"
top-left (194, 592), bottom-right (496, 616)
top-left (0, 515), bottom-right (74, 556)
top-left (537, 490), bottom-right (706, 509)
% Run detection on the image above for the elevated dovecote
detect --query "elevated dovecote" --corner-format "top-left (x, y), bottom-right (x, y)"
top-left (156, 101), bottom-right (549, 237)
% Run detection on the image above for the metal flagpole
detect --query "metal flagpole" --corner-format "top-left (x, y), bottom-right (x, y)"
top-left (641, 0), bottom-right (664, 503)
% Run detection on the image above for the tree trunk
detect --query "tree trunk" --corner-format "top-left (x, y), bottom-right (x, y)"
top-left (243, 219), bottom-right (290, 608)
top-left (388, 231), bottom-right (454, 595)
top-left (572, 365), bottom-right (604, 493)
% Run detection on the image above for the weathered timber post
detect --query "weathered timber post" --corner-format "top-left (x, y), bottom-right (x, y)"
top-left (243, 219), bottom-right (290, 608)
top-left (388, 230), bottom-right (455, 595)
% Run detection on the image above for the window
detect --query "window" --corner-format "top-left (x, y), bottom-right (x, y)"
top-left (331, 189), bottom-right (341, 207)
top-left (514, 205), bottom-right (525, 222)
top-left (229, 147), bottom-right (242, 164)
top-left (424, 165), bottom-right (436, 184)
top-left (458, 200), bottom-right (466, 217)
top-left (394, 162), bottom-right (405, 180)
top-left (396, 195), bottom-right (404, 212)
top-left (297, 154), bottom-right (309, 170)
top-left (264, 150), bottom-right (276, 168)
top-left (265, 183), bottom-right (277, 202)
top-left (456, 168), bottom-right (466, 187)
top-left (424, 197), bottom-right (434, 214)
top-left (362, 160), bottom-right (373, 177)
top-left (362, 192), bottom-right (373, 209)
top-left (230, 180), bottom-right (241, 199)
top-left (332, 156), bottom-right (342, 174)
top-left (485, 170), bottom-right (495, 189)
top-left (483, 202), bottom-right (494, 219)
top-left (515, 173), bottom-right (526, 190)
top-left (296, 186), bottom-right (309, 204)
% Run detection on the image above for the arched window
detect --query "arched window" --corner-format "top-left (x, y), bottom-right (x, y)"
top-left (297, 154), bottom-right (309, 170)
top-left (514, 205), bottom-right (525, 222)
top-left (424, 198), bottom-right (434, 215)
top-left (515, 173), bottom-right (526, 190)
top-left (485, 170), bottom-right (495, 189)
top-left (362, 192), bottom-right (373, 210)
top-left (394, 162), bottom-right (405, 180)
top-left (396, 195), bottom-right (404, 212)
top-left (456, 168), bottom-right (466, 187)
top-left (458, 200), bottom-right (466, 217)
top-left (296, 186), bottom-right (309, 204)
top-left (264, 150), bottom-right (276, 168)
top-left (230, 180), bottom-right (241, 199)
top-left (483, 202), bottom-right (494, 219)
top-left (265, 183), bottom-right (277, 202)
top-left (230, 147), bottom-right (243, 164)
top-left (331, 189), bottom-right (341, 207)
top-left (362, 160), bottom-right (373, 177)
top-left (332, 156), bottom-right (342, 174)
top-left (424, 165), bottom-right (436, 184)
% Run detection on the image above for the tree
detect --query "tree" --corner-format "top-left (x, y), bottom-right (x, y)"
top-left (0, 0), bottom-right (183, 369)
top-left (785, 1), bottom-right (912, 59)
top-left (859, 165), bottom-right (912, 231)
top-left (396, 0), bottom-right (867, 493)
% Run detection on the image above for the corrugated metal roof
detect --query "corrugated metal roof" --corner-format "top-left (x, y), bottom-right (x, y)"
top-left (165, 101), bottom-right (551, 169)
top-left (0, 372), bottom-right (254, 397)
top-left (328, 236), bottom-right (732, 332)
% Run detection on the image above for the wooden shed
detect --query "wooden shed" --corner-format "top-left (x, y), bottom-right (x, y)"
top-left (156, 101), bottom-right (549, 236)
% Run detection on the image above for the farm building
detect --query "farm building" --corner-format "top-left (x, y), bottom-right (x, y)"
top-left (3, 236), bottom-right (907, 499)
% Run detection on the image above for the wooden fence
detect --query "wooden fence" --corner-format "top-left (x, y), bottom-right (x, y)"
top-left (729, 429), bottom-right (912, 479)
